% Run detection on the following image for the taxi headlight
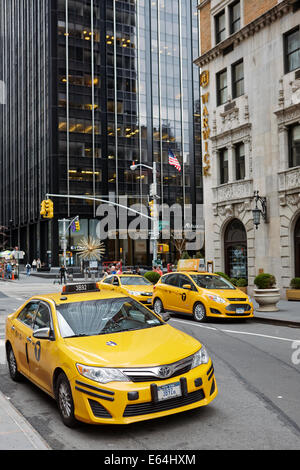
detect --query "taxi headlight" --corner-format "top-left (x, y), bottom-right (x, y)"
top-left (205, 294), bottom-right (227, 304)
top-left (76, 364), bottom-right (130, 384)
top-left (191, 347), bottom-right (209, 369)
top-left (127, 290), bottom-right (141, 296)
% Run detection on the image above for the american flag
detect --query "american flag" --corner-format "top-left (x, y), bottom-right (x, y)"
top-left (168, 149), bottom-right (181, 172)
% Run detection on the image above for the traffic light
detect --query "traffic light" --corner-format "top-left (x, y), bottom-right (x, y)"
top-left (75, 219), bottom-right (80, 232)
top-left (40, 199), bottom-right (54, 219)
top-left (149, 200), bottom-right (155, 217)
top-left (40, 200), bottom-right (47, 217)
top-left (44, 199), bottom-right (54, 219)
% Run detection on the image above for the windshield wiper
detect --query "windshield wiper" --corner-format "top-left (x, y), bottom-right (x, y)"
top-left (64, 333), bottom-right (90, 338)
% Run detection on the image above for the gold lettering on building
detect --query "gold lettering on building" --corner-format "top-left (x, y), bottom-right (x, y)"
top-left (200, 72), bottom-right (210, 177)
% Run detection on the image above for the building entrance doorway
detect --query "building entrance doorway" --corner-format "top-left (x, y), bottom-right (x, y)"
top-left (224, 219), bottom-right (248, 281)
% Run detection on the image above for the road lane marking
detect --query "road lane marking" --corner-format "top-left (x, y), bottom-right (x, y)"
top-left (171, 318), bottom-right (299, 343)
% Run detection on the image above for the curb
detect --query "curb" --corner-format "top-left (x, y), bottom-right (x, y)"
top-left (253, 315), bottom-right (300, 328)
top-left (0, 390), bottom-right (51, 450)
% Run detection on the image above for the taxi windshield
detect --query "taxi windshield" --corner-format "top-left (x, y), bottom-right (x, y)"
top-left (56, 298), bottom-right (162, 338)
top-left (191, 275), bottom-right (235, 290)
top-left (120, 276), bottom-right (152, 286)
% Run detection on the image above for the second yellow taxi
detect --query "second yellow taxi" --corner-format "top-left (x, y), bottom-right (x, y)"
top-left (152, 271), bottom-right (254, 322)
top-left (98, 274), bottom-right (153, 306)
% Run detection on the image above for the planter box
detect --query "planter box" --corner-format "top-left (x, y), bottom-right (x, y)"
top-left (286, 289), bottom-right (300, 301)
top-left (253, 288), bottom-right (280, 312)
top-left (238, 286), bottom-right (248, 294)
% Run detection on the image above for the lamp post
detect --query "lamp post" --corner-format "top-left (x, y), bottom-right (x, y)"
top-left (252, 191), bottom-right (267, 229)
top-left (130, 162), bottom-right (159, 266)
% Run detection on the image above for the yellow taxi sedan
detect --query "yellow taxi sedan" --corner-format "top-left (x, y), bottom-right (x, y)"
top-left (5, 282), bottom-right (217, 427)
top-left (152, 272), bottom-right (254, 322)
top-left (98, 274), bottom-right (153, 306)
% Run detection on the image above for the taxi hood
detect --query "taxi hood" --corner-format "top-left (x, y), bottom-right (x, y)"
top-left (63, 324), bottom-right (201, 368)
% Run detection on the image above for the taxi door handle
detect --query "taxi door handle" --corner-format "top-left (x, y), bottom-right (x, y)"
top-left (11, 326), bottom-right (15, 331)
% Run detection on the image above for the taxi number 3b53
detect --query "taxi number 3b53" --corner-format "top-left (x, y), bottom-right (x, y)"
top-left (157, 382), bottom-right (182, 401)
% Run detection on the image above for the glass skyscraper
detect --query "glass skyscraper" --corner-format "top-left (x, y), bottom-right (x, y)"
top-left (0, 0), bottom-right (202, 266)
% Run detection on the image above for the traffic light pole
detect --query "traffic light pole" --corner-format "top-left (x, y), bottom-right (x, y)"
top-left (152, 162), bottom-right (159, 267)
top-left (58, 215), bottom-right (79, 267)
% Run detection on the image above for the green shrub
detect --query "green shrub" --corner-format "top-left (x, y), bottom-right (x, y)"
top-left (254, 273), bottom-right (276, 289)
top-left (144, 271), bottom-right (161, 284)
top-left (215, 272), bottom-right (231, 282)
top-left (230, 278), bottom-right (238, 286)
top-left (236, 278), bottom-right (248, 287)
top-left (290, 278), bottom-right (300, 289)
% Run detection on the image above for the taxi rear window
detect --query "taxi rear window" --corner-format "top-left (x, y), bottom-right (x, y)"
top-left (56, 297), bottom-right (163, 338)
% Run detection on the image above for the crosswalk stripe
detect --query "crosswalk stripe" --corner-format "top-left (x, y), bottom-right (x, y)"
top-left (0, 339), bottom-right (6, 365)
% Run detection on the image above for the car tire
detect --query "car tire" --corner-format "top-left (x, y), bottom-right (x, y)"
top-left (193, 302), bottom-right (207, 322)
top-left (56, 372), bottom-right (78, 428)
top-left (153, 298), bottom-right (164, 316)
top-left (7, 344), bottom-right (23, 382)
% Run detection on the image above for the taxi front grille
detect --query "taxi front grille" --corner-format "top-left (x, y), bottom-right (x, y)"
top-left (226, 298), bottom-right (247, 302)
top-left (225, 304), bottom-right (251, 312)
top-left (125, 365), bottom-right (191, 383)
top-left (123, 389), bottom-right (205, 417)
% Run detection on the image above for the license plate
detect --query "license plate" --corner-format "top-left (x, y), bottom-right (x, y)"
top-left (236, 308), bottom-right (244, 314)
top-left (157, 382), bottom-right (182, 402)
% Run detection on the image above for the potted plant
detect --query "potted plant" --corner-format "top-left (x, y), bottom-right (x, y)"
top-left (253, 273), bottom-right (280, 312)
top-left (144, 271), bottom-right (161, 285)
top-left (286, 278), bottom-right (300, 301)
top-left (235, 278), bottom-right (248, 294)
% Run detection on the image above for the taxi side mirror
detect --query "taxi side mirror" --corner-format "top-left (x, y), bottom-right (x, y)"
top-left (182, 284), bottom-right (192, 290)
top-left (33, 327), bottom-right (52, 340)
top-left (113, 280), bottom-right (119, 286)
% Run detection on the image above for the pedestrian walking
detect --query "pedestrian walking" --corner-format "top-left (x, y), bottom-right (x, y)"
top-left (32, 259), bottom-right (37, 271)
top-left (36, 258), bottom-right (41, 270)
top-left (59, 265), bottom-right (66, 284)
top-left (6, 262), bottom-right (12, 279)
top-left (25, 263), bottom-right (31, 276)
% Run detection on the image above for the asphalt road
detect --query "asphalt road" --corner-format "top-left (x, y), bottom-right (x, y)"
top-left (0, 282), bottom-right (300, 450)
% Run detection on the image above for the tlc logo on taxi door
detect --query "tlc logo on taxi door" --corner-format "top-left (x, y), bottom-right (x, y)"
top-left (200, 70), bottom-right (210, 177)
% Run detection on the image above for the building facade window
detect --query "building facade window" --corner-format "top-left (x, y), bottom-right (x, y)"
top-left (224, 219), bottom-right (248, 280)
top-left (217, 69), bottom-right (228, 106)
top-left (215, 10), bottom-right (226, 44)
top-left (232, 59), bottom-right (244, 98)
top-left (284, 26), bottom-right (300, 73)
top-left (289, 123), bottom-right (300, 168)
top-left (235, 142), bottom-right (245, 180)
top-left (219, 148), bottom-right (229, 184)
top-left (229, 1), bottom-right (241, 35)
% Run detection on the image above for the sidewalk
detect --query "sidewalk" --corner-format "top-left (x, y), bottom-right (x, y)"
top-left (0, 390), bottom-right (50, 450)
top-left (252, 299), bottom-right (300, 326)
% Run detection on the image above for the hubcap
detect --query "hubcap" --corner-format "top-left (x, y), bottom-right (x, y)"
top-left (154, 299), bottom-right (162, 315)
top-left (9, 349), bottom-right (17, 375)
top-left (194, 304), bottom-right (205, 321)
top-left (58, 382), bottom-right (72, 418)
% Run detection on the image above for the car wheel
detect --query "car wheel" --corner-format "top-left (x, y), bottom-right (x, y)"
top-left (56, 372), bottom-right (78, 428)
top-left (193, 302), bottom-right (207, 322)
top-left (153, 298), bottom-right (164, 316)
top-left (7, 344), bottom-right (23, 382)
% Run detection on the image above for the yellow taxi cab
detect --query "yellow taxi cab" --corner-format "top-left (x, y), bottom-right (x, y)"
top-left (5, 282), bottom-right (217, 427)
top-left (98, 274), bottom-right (153, 306)
top-left (152, 264), bottom-right (254, 322)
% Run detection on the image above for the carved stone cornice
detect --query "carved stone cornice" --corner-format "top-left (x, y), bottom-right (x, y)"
top-left (274, 103), bottom-right (300, 126)
top-left (194, 0), bottom-right (293, 68)
top-left (211, 123), bottom-right (252, 148)
top-left (278, 167), bottom-right (300, 199)
top-left (212, 179), bottom-right (253, 204)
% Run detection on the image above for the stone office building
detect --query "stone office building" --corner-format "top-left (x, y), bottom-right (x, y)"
top-left (195, 0), bottom-right (300, 295)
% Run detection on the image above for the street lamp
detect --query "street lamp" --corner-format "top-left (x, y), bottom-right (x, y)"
top-left (130, 162), bottom-right (159, 266)
top-left (252, 191), bottom-right (267, 229)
